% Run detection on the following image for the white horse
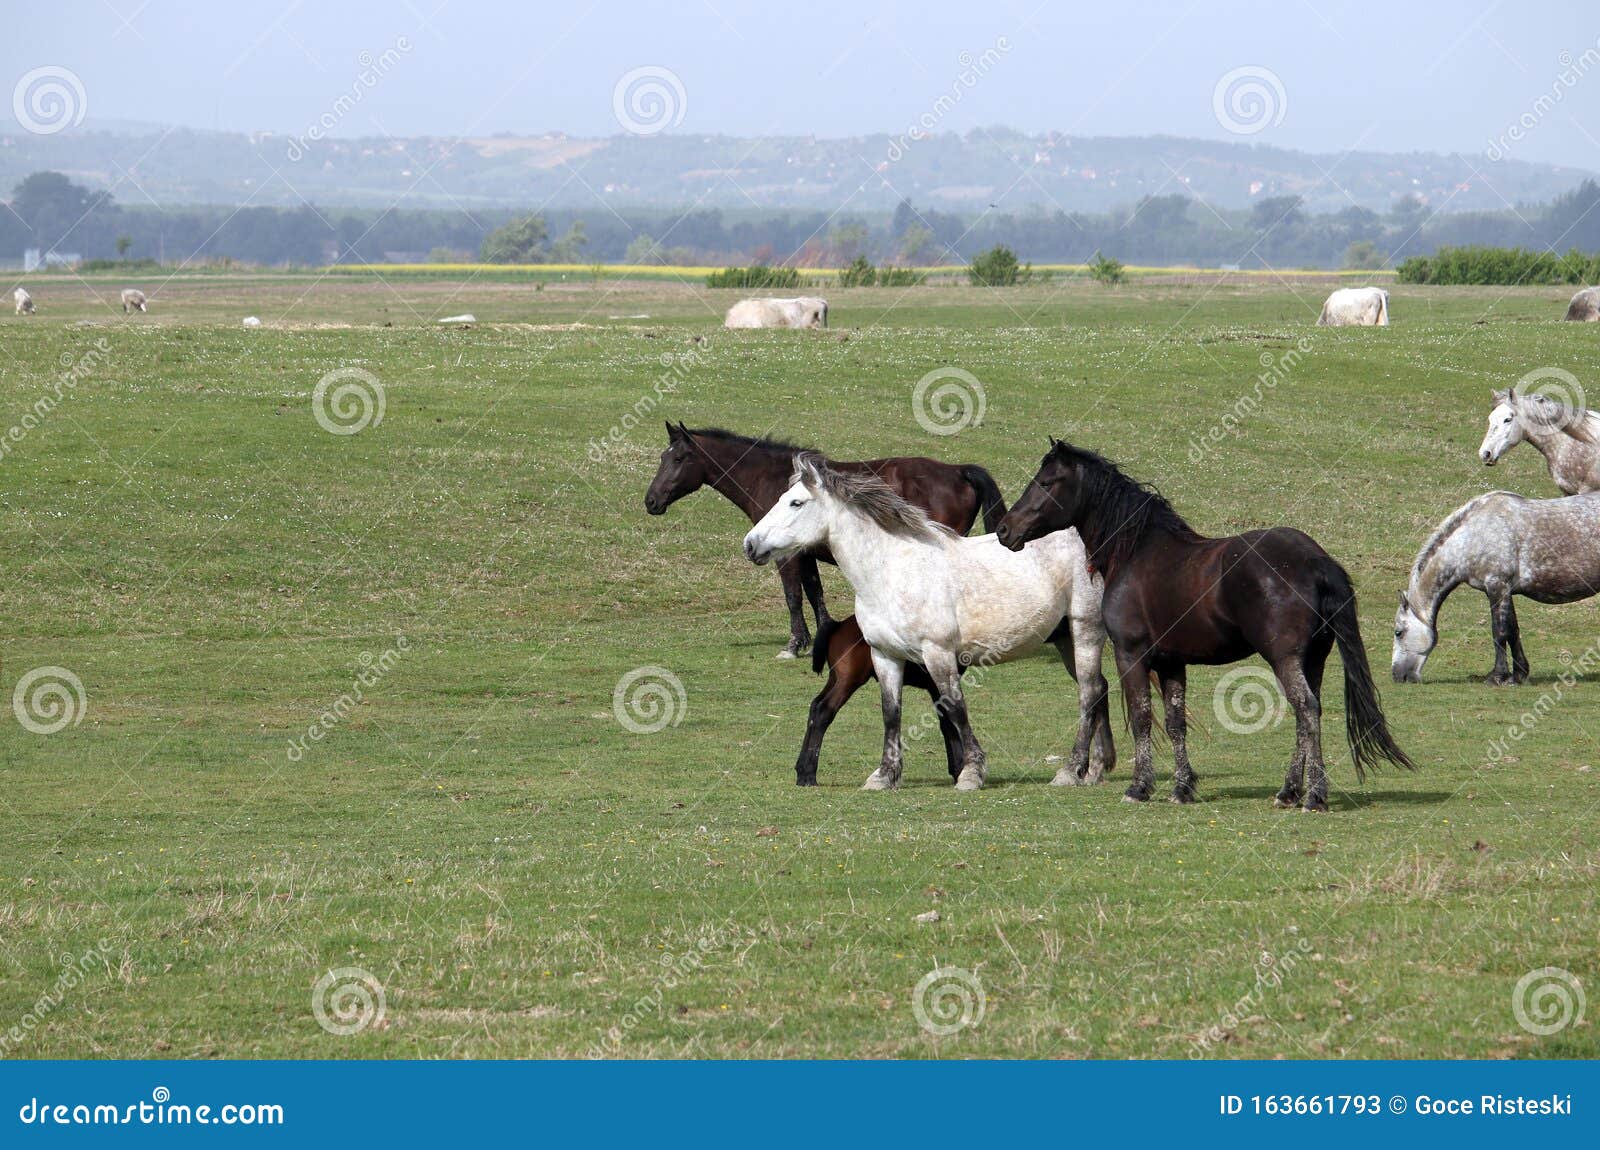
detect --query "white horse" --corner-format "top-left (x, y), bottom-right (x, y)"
top-left (1478, 387), bottom-right (1600, 494)
top-left (14, 287), bottom-right (35, 315)
top-left (743, 453), bottom-right (1110, 792)
top-left (1318, 287), bottom-right (1389, 326)
top-left (120, 288), bottom-right (148, 313)
top-left (1392, 490), bottom-right (1600, 684)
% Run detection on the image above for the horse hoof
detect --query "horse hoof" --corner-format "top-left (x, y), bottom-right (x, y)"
top-left (1122, 789), bottom-right (1151, 804)
top-left (796, 777), bottom-right (818, 787)
top-left (1272, 796), bottom-right (1299, 810)
top-left (1049, 768), bottom-right (1084, 787)
top-left (861, 771), bottom-right (897, 792)
top-left (1168, 790), bottom-right (1198, 805)
top-left (1301, 798), bottom-right (1330, 814)
top-left (776, 649), bottom-right (798, 660)
top-left (954, 767), bottom-right (985, 791)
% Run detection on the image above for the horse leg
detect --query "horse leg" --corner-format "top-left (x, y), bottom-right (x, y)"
top-left (1503, 596), bottom-right (1530, 684)
top-left (776, 558), bottom-right (811, 659)
top-left (925, 676), bottom-right (966, 780)
top-left (798, 556), bottom-right (833, 632)
top-left (1116, 649), bottom-right (1157, 802)
top-left (1485, 588), bottom-right (1515, 685)
top-left (794, 639), bottom-right (872, 786)
top-left (1273, 656), bottom-right (1327, 813)
top-left (1159, 667), bottom-right (1197, 803)
top-left (862, 651), bottom-right (905, 791)
top-left (1051, 625), bottom-right (1112, 785)
top-left (924, 649), bottom-right (986, 791)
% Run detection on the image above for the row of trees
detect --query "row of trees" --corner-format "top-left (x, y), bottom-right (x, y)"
top-left (8, 170), bottom-right (1600, 271)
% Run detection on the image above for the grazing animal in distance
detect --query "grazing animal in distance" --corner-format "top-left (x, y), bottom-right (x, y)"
top-left (723, 297), bottom-right (828, 329)
top-left (14, 287), bottom-right (35, 315)
top-left (1564, 286), bottom-right (1599, 321)
top-left (645, 423), bottom-right (1006, 657)
top-left (120, 288), bottom-right (148, 313)
top-left (1392, 490), bottom-right (1600, 685)
top-left (745, 453), bottom-right (1110, 793)
top-left (1317, 286), bottom-right (1389, 326)
top-left (997, 439), bottom-right (1413, 812)
top-left (1478, 386), bottom-right (1600, 495)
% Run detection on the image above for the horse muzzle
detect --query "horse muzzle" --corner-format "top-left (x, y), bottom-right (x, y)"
top-left (743, 537), bottom-right (772, 566)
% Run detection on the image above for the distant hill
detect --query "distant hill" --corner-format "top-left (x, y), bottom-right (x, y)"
top-left (1, 123), bottom-right (1591, 215)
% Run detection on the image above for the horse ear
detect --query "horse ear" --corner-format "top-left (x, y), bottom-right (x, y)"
top-left (1491, 388), bottom-right (1509, 405)
top-left (794, 452), bottom-right (825, 490)
top-left (665, 421), bottom-right (681, 440)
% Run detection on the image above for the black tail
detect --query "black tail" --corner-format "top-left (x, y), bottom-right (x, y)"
top-left (811, 615), bottom-right (841, 675)
top-left (1317, 560), bottom-right (1415, 781)
top-left (959, 465), bottom-right (1007, 534)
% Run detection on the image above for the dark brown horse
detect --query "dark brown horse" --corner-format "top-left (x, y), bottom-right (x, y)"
top-left (995, 440), bottom-right (1412, 811)
top-left (644, 423), bottom-right (1006, 657)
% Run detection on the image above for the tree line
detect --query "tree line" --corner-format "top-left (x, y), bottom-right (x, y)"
top-left (6, 169), bottom-right (1600, 271)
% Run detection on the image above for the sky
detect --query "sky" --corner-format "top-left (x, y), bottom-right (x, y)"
top-left (5, 0), bottom-right (1600, 166)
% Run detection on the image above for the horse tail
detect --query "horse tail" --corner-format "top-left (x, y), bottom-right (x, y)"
top-left (959, 465), bottom-right (1007, 534)
top-left (1315, 559), bottom-right (1416, 781)
top-left (811, 614), bottom-right (841, 675)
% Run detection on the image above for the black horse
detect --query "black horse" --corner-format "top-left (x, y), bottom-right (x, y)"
top-left (995, 440), bottom-right (1413, 811)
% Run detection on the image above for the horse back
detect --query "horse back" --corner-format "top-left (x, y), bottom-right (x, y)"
top-left (839, 457), bottom-right (980, 534)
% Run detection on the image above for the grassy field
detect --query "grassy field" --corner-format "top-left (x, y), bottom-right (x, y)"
top-left (0, 271), bottom-right (1596, 1059)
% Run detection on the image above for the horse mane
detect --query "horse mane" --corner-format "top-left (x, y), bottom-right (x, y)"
top-left (686, 426), bottom-right (810, 455)
top-left (1495, 392), bottom-right (1600, 445)
top-left (1407, 491), bottom-right (1522, 605)
top-left (792, 452), bottom-right (951, 542)
top-left (1050, 441), bottom-right (1200, 569)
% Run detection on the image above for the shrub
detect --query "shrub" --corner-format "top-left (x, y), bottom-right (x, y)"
top-left (705, 265), bottom-right (803, 289)
top-left (1087, 250), bottom-right (1126, 285)
top-left (876, 267), bottom-right (926, 287)
top-left (1342, 241), bottom-right (1385, 271)
top-left (968, 245), bottom-right (1020, 286)
top-left (80, 258), bottom-right (160, 273)
top-left (837, 256), bottom-right (876, 288)
top-left (1396, 245), bottom-right (1600, 285)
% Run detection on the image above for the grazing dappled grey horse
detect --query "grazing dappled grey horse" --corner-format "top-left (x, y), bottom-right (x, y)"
top-left (1478, 387), bottom-right (1600, 495)
top-left (743, 453), bottom-right (1111, 792)
top-left (1393, 490), bottom-right (1600, 684)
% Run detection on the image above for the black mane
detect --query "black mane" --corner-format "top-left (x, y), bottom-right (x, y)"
top-left (687, 426), bottom-right (811, 455)
top-left (1052, 442), bottom-right (1200, 570)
